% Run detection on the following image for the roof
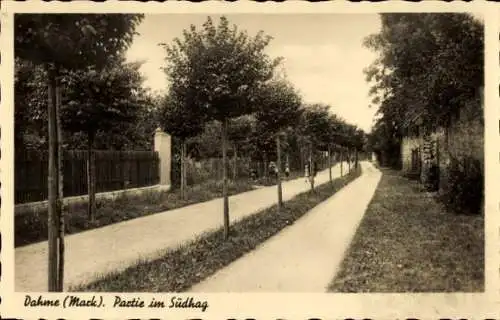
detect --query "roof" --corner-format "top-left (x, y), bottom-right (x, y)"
top-left (401, 108), bottom-right (424, 130)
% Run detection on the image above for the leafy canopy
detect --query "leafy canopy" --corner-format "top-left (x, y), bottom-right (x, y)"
top-left (161, 16), bottom-right (281, 121)
top-left (364, 13), bottom-right (483, 166)
top-left (365, 13), bottom-right (483, 128)
top-left (298, 104), bottom-right (333, 151)
top-left (159, 92), bottom-right (205, 141)
top-left (60, 57), bottom-right (145, 138)
top-left (15, 14), bottom-right (144, 70)
top-left (255, 78), bottom-right (303, 135)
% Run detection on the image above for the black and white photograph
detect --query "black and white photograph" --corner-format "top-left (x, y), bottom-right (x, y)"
top-left (1, 1), bottom-right (495, 318)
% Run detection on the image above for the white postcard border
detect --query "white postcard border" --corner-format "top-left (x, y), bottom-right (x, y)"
top-left (1, 1), bottom-right (498, 319)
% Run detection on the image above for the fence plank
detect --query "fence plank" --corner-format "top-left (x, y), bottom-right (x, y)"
top-left (15, 150), bottom-right (160, 204)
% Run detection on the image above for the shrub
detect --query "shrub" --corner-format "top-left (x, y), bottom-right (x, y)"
top-left (440, 156), bottom-right (483, 214)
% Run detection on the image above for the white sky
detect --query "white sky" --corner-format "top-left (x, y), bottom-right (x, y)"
top-left (126, 14), bottom-right (381, 132)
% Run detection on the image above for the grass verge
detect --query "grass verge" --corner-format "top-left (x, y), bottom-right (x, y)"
top-left (15, 178), bottom-right (258, 247)
top-left (73, 166), bottom-right (362, 292)
top-left (15, 170), bottom-right (309, 247)
top-left (328, 167), bottom-right (484, 292)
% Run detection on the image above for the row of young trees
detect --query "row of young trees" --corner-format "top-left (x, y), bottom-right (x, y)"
top-left (158, 16), bottom-right (366, 239)
top-left (15, 14), bottom-right (366, 291)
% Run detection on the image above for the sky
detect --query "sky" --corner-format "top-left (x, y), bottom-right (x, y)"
top-left (126, 14), bottom-right (382, 133)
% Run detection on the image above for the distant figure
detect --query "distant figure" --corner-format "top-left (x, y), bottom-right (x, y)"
top-left (250, 168), bottom-right (257, 180)
top-left (285, 164), bottom-right (290, 178)
top-left (269, 161), bottom-right (278, 178)
top-left (304, 163), bottom-right (310, 182)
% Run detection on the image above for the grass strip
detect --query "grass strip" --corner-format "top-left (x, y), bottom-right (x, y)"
top-left (73, 166), bottom-right (362, 292)
top-left (16, 178), bottom-right (258, 247)
top-left (328, 167), bottom-right (484, 292)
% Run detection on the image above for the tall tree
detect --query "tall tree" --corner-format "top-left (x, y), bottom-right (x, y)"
top-left (162, 16), bottom-right (281, 240)
top-left (227, 115), bottom-right (255, 180)
top-left (255, 78), bottom-right (302, 211)
top-left (15, 13), bottom-right (143, 292)
top-left (159, 93), bottom-right (205, 200)
top-left (364, 13), bottom-right (483, 168)
top-left (298, 104), bottom-right (332, 191)
top-left (61, 58), bottom-right (145, 220)
top-left (326, 114), bottom-right (343, 183)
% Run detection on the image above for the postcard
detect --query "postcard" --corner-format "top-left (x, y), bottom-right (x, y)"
top-left (1, 1), bottom-right (498, 319)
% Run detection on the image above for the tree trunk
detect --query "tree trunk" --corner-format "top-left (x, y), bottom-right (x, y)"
top-left (328, 145), bottom-right (332, 184)
top-left (276, 134), bottom-right (283, 212)
top-left (285, 151), bottom-right (292, 178)
top-left (348, 148), bottom-right (351, 173)
top-left (263, 153), bottom-right (268, 178)
top-left (222, 118), bottom-right (230, 240)
top-left (299, 146), bottom-right (304, 172)
top-left (233, 144), bottom-right (237, 181)
top-left (55, 73), bottom-right (65, 291)
top-left (340, 149), bottom-right (343, 177)
top-left (87, 131), bottom-right (96, 222)
top-left (309, 146), bottom-right (315, 191)
top-left (355, 149), bottom-right (359, 169)
top-left (181, 140), bottom-right (186, 200)
top-left (47, 65), bottom-right (59, 292)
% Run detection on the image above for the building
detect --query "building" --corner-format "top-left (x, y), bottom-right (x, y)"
top-left (400, 87), bottom-right (483, 194)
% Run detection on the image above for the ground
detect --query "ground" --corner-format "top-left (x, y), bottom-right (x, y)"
top-left (329, 167), bottom-right (484, 292)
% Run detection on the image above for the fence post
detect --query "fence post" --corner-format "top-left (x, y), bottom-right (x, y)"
top-left (154, 128), bottom-right (172, 187)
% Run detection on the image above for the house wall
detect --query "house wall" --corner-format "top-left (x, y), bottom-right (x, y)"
top-left (400, 91), bottom-right (483, 196)
top-left (421, 130), bottom-right (443, 190)
top-left (401, 134), bottom-right (422, 175)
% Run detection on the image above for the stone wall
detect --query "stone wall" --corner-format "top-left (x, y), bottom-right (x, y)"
top-left (438, 98), bottom-right (483, 196)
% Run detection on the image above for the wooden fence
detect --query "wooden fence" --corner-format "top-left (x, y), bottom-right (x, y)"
top-left (15, 150), bottom-right (159, 204)
top-left (182, 153), bottom-right (331, 186)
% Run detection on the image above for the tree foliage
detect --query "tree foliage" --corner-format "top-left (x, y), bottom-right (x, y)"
top-left (15, 57), bottom-right (152, 151)
top-left (15, 14), bottom-right (144, 70)
top-left (298, 104), bottom-right (332, 152)
top-left (365, 13), bottom-right (483, 166)
top-left (15, 58), bottom-right (48, 153)
top-left (255, 78), bottom-right (303, 135)
top-left (161, 16), bottom-right (281, 122)
top-left (159, 93), bottom-right (205, 141)
top-left (61, 57), bottom-right (145, 143)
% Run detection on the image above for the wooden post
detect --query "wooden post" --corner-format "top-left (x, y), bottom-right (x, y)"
top-left (55, 74), bottom-right (65, 291)
top-left (87, 132), bottom-right (96, 222)
top-left (340, 149), bottom-right (343, 177)
top-left (181, 140), bottom-right (186, 200)
top-left (47, 65), bottom-right (59, 292)
top-left (309, 145), bottom-right (315, 191)
top-left (222, 118), bottom-right (230, 240)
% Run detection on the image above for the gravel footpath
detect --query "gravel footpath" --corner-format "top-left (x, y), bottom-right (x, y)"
top-left (16, 162), bottom-right (350, 292)
top-left (189, 162), bottom-right (381, 292)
